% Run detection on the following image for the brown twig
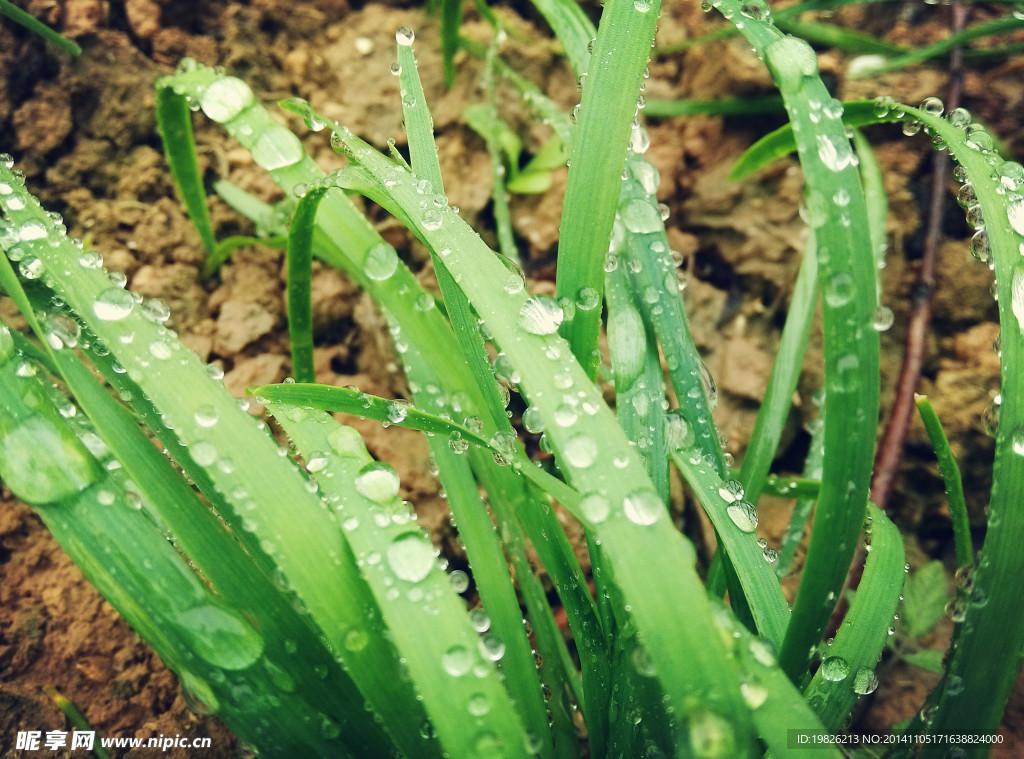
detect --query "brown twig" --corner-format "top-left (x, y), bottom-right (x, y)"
top-left (870, 1), bottom-right (969, 511)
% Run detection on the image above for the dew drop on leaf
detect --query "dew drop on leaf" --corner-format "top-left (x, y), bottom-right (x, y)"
top-left (820, 655), bottom-right (849, 681)
top-left (726, 500), bottom-right (758, 532)
top-left (519, 295), bottom-right (563, 335)
top-left (198, 77), bottom-right (255, 123)
top-left (580, 493), bottom-right (610, 523)
top-left (354, 461), bottom-right (400, 502)
top-left (623, 490), bottom-right (662, 525)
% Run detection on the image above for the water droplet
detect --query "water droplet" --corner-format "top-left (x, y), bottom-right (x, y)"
top-left (479, 633), bottom-right (505, 661)
top-left (852, 666), bottom-right (878, 694)
top-left (354, 461), bottom-right (400, 502)
top-left (191, 441), bottom-right (217, 467)
top-left (920, 96), bottom-right (944, 117)
top-left (396, 26), bottom-right (415, 46)
top-left (390, 62), bottom-right (402, 76)
top-left (665, 411), bottom-right (694, 449)
top-left (872, 305), bottom-right (894, 332)
top-left (519, 296), bottom-right (563, 335)
top-left (825, 271), bottom-right (855, 307)
top-left (741, 680), bottom-right (769, 708)
top-left (726, 500), bottom-right (758, 532)
top-left (364, 242), bottom-right (399, 281)
top-left (468, 692), bottom-right (491, 716)
top-left (503, 273), bottom-right (524, 295)
top-left (576, 286), bottom-right (600, 311)
top-left (1011, 267), bottom-right (1024, 332)
top-left (199, 77), bottom-right (255, 123)
top-left (621, 198), bottom-right (662, 234)
top-left (819, 655), bottom-right (849, 681)
top-left (442, 644), bottom-right (472, 676)
top-left (178, 604), bottom-right (264, 669)
top-left (623, 490), bottom-right (662, 525)
top-left (1007, 196), bottom-right (1024, 236)
top-left (580, 493), bottom-right (610, 523)
top-left (251, 125), bottom-right (305, 170)
top-left (633, 0), bottom-right (652, 11)
top-left (563, 435), bottom-right (598, 468)
top-left (946, 107), bottom-right (971, 129)
top-left (450, 569), bottom-right (470, 593)
top-left (816, 134), bottom-right (856, 172)
top-left (718, 479), bottom-right (745, 503)
top-left (387, 531), bottom-right (435, 583)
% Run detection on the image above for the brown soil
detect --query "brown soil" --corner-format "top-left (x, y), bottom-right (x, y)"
top-left (1, 0), bottom-right (1022, 756)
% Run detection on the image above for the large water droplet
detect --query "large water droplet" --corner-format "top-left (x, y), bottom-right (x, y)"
top-left (580, 493), bottom-right (610, 523)
top-left (816, 134), bottom-right (856, 172)
top-left (563, 435), bottom-right (597, 468)
top-left (623, 490), bottom-right (662, 525)
top-left (178, 604), bottom-right (264, 670)
top-left (852, 666), bottom-right (878, 694)
top-left (819, 655), bottom-right (849, 681)
top-left (0, 414), bottom-right (100, 505)
top-left (199, 77), bottom-right (255, 123)
top-left (519, 296), bottom-right (563, 335)
top-left (94, 287), bottom-right (135, 321)
top-left (364, 242), bottom-right (399, 281)
top-left (355, 461), bottom-right (400, 502)
top-left (621, 198), bottom-right (662, 234)
top-left (726, 500), bottom-right (758, 532)
top-left (396, 26), bottom-right (415, 46)
top-left (387, 532), bottom-right (435, 583)
top-left (825, 271), bottom-right (855, 307)
top-left (1011, 267), bottom-right (1024, 332)
top-left (1007, 196), bottom-right (1024, 236)
top-left (442, 644), bottom-right (472, 676)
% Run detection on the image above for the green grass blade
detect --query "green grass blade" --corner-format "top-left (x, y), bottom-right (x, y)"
top-left (802, 504), bottom-right (905, 731)
top-left (396, 31), bottom-right (444, 192)
top-left (671, 448), bottom-right (790, 650)
top-left (555, 0), bottom-right (660, 377)
top-left (527, 0), bottom-right (595, 77)
top-left (888, 106), bottom-right (1024, 752)
top-left (729, 100), bottom-right (900, 181)
top-left (618, 151), bottom-right (728, 476)
top-left (285, 187), bottom-right (324, 383)
top-left (267, 403), bottom-right (530, 757)
top-left (323, 120), bottom-right (758, 753)
top-left (739, 230), bottom-right (818, 505)
top-left (915, 395), bottom-right (971, 569)
top-left (440, 0), bottom-right (463, 87)
top-left (774, 17), bottom-right (907, 56)
top-left (644, 95), bottom-right (785, 118)
top-left (851, 15), bottom-right (1024, 77)
top-left (605, 264), bottom-right (669, 501)
top-left (777, 408), bottom-right (825, 578)
top-left (0, 0), bottom-right (80, 55)
top-left (155, 86), bottom-right (217, 258)
top-left (0, 160), bottom-right (438, 758)
top-left (712, 5), bottom-right (881, 684)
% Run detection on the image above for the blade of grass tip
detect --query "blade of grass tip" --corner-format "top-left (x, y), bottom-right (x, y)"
top-left (483, 39), bottom-right (520, 263)
top-left (728, 99), bottom-right (902, 181)
top-left (0, 350), bottom-right (364, 757)
top-left (776, 401), bottom-right (825, 578)
top-left (285, 186), bottom-right (324, 383)
top-left (852, 127), bottom-right (889, 283)
top-left (527, 0), bottom-right (596, 78)
top-left (556, 0), bottom-right (660, 378)
top-left (802, 503), bottom-right (905, 731)
top-left (441, 0), bottom-right (463, 87)
top-left (851, 14), bottom-right (1024, 78)
top-left (739, 229), bottom-right (819, 506)
top-left (156, 85), bottom-right (218, 259)
top-left (267, 403), bottom-right (532, 759)
top-left (323, 123), bottom-right (758, 754)
top-left (0, 0), bottom-right (81, 55)
top-left (915, 395), bottom-right (971, 569)
top-left (884, 105), bottom-right (1024, 754)
top-left (643, 95), bottom-right (785, 118)
top-left (43, 687), bottom-right (111, 759)
top-left (774, 17), bottom-right (908, 56)
top-left (0, 160), bottom-right (437, 758)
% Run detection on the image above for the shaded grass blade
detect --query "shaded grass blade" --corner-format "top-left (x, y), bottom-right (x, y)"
top-left (802, 504), bottom-right (905, 730)
top-left (555, 0), bottom-right (660, 377)
top-left (285, 186), bottom-right (323, 383)
top-left (713, 3), bottom-right (881, 684)
top-left (156, 85), bottom-right (218, 259)
top-left (915, 395), bottom-right (971, 569)
top-left (0, 0), bottom-right (80, 55)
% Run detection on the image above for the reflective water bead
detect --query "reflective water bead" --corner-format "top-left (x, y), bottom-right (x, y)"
top-left (519, 296), bottom-right (563, 335)
top-left (820, 655), bottom-right (849, 681)
top-left (824, 271), bottom-right (854, 307)
top-left (726, 500), bottom-right (758, 532)
top-left (199, 77), bottom-right (255, 123)
top-left (852, 666), bottom-right (879, 695)
top-left (387, 532), bottom-right (435, 583)
top-left (718, 479), bottom-right (744, 503)
top-left (94, 287), bottom-right (135, 321)
top-left (919, 96), bottom-right (944, 117)
top-left (872, 305), bottom-right (894, 332)
top-left (354, 461), bottom-right (401, 502)
top-left (363, 242), bottom-right (399, 281)
top-left (623, 490), bottom-right (662, 525)
top-left (946, 107), bottom-right (971, 129)
top-left (396, 26), bottom-right (415, 46)
top-left (563, 435), bottom-right (598, 468)
top-left (251, 125), bottom-right (305, 170)
top-left (969, 229), bottom-right (991, 263)
top-left (1007, 196), bottom-right (1024, 236)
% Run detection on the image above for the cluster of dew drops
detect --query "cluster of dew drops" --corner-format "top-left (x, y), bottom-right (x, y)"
top-left (876, 94), bottom-right (1024, 451)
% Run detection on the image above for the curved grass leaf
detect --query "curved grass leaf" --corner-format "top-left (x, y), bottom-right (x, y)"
top-left (0, 0), bottom-right (80, 55)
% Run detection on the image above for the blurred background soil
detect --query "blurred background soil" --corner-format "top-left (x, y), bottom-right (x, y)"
top-left (1, 0), bottom-right (1022, 755)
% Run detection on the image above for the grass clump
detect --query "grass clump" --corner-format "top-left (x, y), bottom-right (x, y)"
top-left (2, 0), bottom-right (1023, 756)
